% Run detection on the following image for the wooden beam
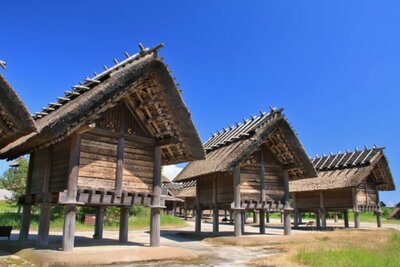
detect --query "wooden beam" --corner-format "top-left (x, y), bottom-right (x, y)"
top-left (89, 128), bottom-right (155, 145)
top-left (376, 189), bottom-right (382, 228)
top-left (259, 149), bottom-right (266, 234)
top-left (150, 146), bottom-right (161, 247)
top-left (115, 113), bottom-right (125, 198)
top-left (156, 137), bottom-right (178, 147)
top-left (119, 207), bottom-right (129, 243)
top-left (195, 178), bottom-right (201, 234)
top-left (283, 169), bottom-right (292, 235)
top-left (352, 188), bottom-right (360, 228)
top-left (62, 205), bottom-right (77, 251)
top-left (19, 152), bottom-right (35, 241)
top-left (320, 191), bottom-right (326, 228)
top-left (212, 177), bottom-right (219, 234)
top-left (94, 206), bottom-right (105, 239)
top-left (233, 165), bottom-right (242, 237)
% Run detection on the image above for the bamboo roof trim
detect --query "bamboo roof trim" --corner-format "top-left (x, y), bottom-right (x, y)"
top-left (291, 147), bottom-right (395, 192)
top-left (175, 110), bottom-right (317, 182)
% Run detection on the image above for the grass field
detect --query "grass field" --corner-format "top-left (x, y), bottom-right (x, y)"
top-left (208, 229), bottom-right (400, 267)
top-left (0, 201), bottom-right (186, 231)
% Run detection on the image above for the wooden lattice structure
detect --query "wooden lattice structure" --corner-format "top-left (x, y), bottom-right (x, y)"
top-left (290, 147), bottom-right (395, 228)
top-left (0, 44), bottom-right (205, 250)
top-left (175, 108), bottom-right (317, 236)
top-left (0, 73), bottom-right (36, 149)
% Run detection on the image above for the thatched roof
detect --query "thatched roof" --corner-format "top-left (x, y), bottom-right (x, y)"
top-left (163, 180), bottom-right (196, 198)
top-left (174, 109), bottom-right (317, 182)
top-left (290, 147), bottom-right (395, 192)
top-left (0, 73), bottom-right (36, 149)
top-left (0, 44), bottom-right (205, 164)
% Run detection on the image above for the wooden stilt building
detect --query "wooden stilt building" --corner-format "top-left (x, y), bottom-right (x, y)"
top-left (290, 147), bottom-right (395, 229)
top-left (174, 108), bottom-right (317, 236)
top-left (0, 44), bottom-right (205, 250)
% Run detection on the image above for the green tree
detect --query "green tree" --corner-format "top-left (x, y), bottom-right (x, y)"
top-left (0, 157), bottom-right (29, 203)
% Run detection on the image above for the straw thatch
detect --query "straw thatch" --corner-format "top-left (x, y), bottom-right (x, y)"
top-left (0, 47), bottom-right (205, 165)
top-left (290, 147), bottom-right (395, 192)
top-left (174, 109), bottom-right (317, 182)
top-left (0, 74), bottom-right (36, 149)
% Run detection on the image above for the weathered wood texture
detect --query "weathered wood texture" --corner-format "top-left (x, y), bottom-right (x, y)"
top-left (296, 188), bottom-right (353, 210)
top-left (357, 178), bottom-right (377, 205)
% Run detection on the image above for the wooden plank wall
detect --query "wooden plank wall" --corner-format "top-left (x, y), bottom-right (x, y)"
top-left (325, 188), bottom-right (353, 208)
top-left (295, 191), bottom-right (320, 209)
top-left (217, 175), bottom-right (233, 203)
top-left (357, 178), bottom-right (377, 205)
top-left (49, 139), bottom-right (71, 192)
top-left (30, 149), bottom-right (46, 194)
top-left (198, 176), bottom-right (213, 205)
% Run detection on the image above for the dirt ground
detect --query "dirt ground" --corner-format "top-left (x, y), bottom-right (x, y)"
top-left (0, 218), bottom-right (399, 266)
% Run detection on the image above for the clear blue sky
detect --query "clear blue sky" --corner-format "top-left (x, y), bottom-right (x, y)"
top-left (1, 1), bottom-right (399, 205)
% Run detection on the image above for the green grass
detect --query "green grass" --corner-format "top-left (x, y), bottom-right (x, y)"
top-left (0, 210), bottom-right (186, 231)
top-left (296, 232), bottom-right (400, 267)
top-left (0, 201), bottom-right (18, 212)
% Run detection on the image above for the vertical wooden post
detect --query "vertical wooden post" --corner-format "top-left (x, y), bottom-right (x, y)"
top-left (316, 210), bottom-right (321, 228)
top-left (119, 207), bottom-right (129, 243)
top-left (283, 170), bottom-right (292, 235)
top-left (229, 210), bottom-right (233, 224)
top-left (253, 211), bottom-right (258, 224)
top-left (233, 166), bottom-right (242, 237)
top-left (19, 152), bottom-right (35, 241)
top-left (212, 177), bottom-right (219, 234)
top-left (352, 188), bottom-right (360, 228)
top-left (365, 181), bottom-right (369, 206)
top-left (115, 114), bottom-right (125, 198)
top-left (37, 147), bottom-right (52, 247)
top-left (320, 191), bottom-right (326, 228)
top-left (241, 211), bottom-right (245, 234)
top-left (62, 134), bottom-right (81, 251)
top-left (376, 189), bottom-right (382, 228)
top-left (94, 206), bottom-right (105, 239)
top-left (333, 212), bottom-right (338, 223)
top-left (344, 210), bottom-right (349, 228)
top-left (259, 149), bottom-right (266, 234)
top-left (293, 193), bottom-right (298, 227)
top-left (183, 200), bottom-right (188, 221)
top-left (150, 146), bottom-right (161, 247)
top-left (195, 178), bottom-right (202, 233)
top-left (266, 210), bottom-right (270, 223)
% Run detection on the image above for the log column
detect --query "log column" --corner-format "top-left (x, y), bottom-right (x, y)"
top-left (195, 178), bottom-right (202, 234)
top-left (93, 206), bottom-right (105, 239)
top-left (150, 146), bottom-right (162, 247)
top-left (253, 211), bottom-right (258, 224)
top-left (352, 188), bottom-right (360, 228)
top-left (62, 134), bottom-right (81, 251)
top-left (233, 166), bottom-right (243, 237)
top-left (320, 191), bottom-right (327, 228)
top-left (333, 212), bottom-right (338, 223)
top-left (19, 152), bottom-right (35, 241)
top-left (119, 207), bottom-right (129, 243)
top-left (343, 210), bottom-right (349, 228)
top-left (293, 193), bottom-right (298, 228)
top-left (37, 147), bottom-right (52, 247)
top-left (212, 177), bottom-right (219, 234)
top-left (283, 169), bottom-right (292, 235)
top-left (316, 210), bottom-right (321, 228)
top-left (376, 189), bottom-right (382, 228)
top-left (259, 150), bottom-right (266, 234)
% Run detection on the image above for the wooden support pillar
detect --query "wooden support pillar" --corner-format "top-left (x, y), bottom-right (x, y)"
top-left (19, 152), bottom-right (35, 241)
top-left (62, 204), bottom-right (77, 251)
top-left (376, 189), bottom-right (382, 228)
top-left (37, 204), bottom-right (52, 247)
top-left (266, 210), bottom-right (270, 223)
top-left (320, 191), bottom-right (326, 228)
top-left (37, 147), bottom-right (52, 247)
top-left (172, 202), bottom-right (177, 216)
top-left (241, 211), bottom-right (245, 234)
top-left (62, 134), bottom-right (81, 251)
top-left (150, 146), bottom-right (162, 247)
top-left (293, 193), bottom-right (298, 227)
top-left (195, 177), bottom-right (202, 233)
top-left (333, 212), bottom-right (338, 223)
top-left (283, 169), bottom-right (292, 235)
top-left (229, 210), bottom-right (233, 224)
top-left (316, 210), bottom-right (321, 228)
top-left (253, 211), bottom-right (258, 224)
top-left (352, 188), bottom-right (360, 228)
top-left (19, 204), bottom-right (32, 241)
top-left (115, 115), bottom-right (125, 198)
top-left (259, 150), bottom-right (266, 234)
top-left (183, 200), bottom-right (188, 221)
top-left (233, 166), bottom-right (243, 237)
top-left (119, 207), bottom-right (129, 243)
top-left (212, 178), bottom-right (219, 234)
top-left (94, 206), bottom-right (105, 239)
top-left (299, 213), bottom-right (303, 224)
top-left (344, 210), bottom-right (349, 228)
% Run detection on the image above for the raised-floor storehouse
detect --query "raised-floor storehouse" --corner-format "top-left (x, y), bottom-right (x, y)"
top-left (174, 108), bottom-right (317, 236)
top-left (290, 147), bottom-right (395, 228)
top-left (0, 44), bottom-right (205, 250)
